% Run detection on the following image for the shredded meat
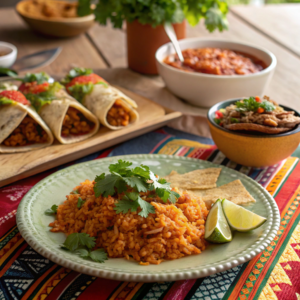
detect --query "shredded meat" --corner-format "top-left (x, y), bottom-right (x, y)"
top-left (107, 99), bottom-right (131, 127)
top-left (218, 98), bottom-right (300, 134)
top-left (3, 116), bottom-right (48, 146)
top-left (61, 107), bottom-right (95, 137)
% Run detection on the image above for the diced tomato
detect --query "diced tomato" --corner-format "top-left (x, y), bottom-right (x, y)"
top-left (0, 90), bottom-right (29, 105)
top-left (19, 81), bottom-right (50, 94)
top-left (215, 110), bottom-right (223, 118)
top-left (255, 96), bottom-right (261, 102)
top-left (257, 107), bottom-right (265, 113)
top-left (65, 74), bottom-right (107, 92)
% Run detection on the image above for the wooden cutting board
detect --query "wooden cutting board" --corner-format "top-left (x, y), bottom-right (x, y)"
top-left (0, 86), bottom-right (182, 187)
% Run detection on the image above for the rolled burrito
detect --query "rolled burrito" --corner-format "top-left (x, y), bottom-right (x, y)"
top-left (62, 68), bottom-right (139, 130)
top-left (19, 73), bottom-right (99, 144)
top-left (0, 90), bottom-right (54, 153)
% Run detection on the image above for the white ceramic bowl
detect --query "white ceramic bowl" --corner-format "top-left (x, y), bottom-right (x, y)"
top-left (0, 42), bottom-right (17, 68)
top-left (155, 38), bottom-right (277, 108)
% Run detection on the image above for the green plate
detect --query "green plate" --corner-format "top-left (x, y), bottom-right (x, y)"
top-left (16, 154), bottom-right (280, 282)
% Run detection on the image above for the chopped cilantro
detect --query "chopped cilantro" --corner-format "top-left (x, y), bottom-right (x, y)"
top-left (230, 118), bottom-right (240, 123)
top-left (62, 67), bottom-right (93, 84)
top-left (72, 189), bottom-right (79, 194)
top-left (44, 205), bottom-right (58, 215)
top-left (77, 197), bottom-right (85, 208)
top-left (22, 72), bottom-right (50, 84)
top-left (94, 159), bottom-right (180, 218)
top-left (235, 97), bottom-right (275, 113)
top-left (61, 232), bottom-right (107, 263)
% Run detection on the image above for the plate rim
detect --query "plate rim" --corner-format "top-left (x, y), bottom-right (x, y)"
top-left (16, 154), bottom-right (281, 282)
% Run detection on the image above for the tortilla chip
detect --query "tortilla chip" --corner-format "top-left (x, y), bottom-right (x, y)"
top-left (186, 179), bottom-right (256, 208)
top-left (225, 123), bottom-right (290, 134)
top-left (164, 168), bottom-right (221, 190)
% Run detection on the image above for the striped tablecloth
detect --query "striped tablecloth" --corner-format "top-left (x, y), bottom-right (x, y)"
top-left (1, 127), bottom-right (300, 300)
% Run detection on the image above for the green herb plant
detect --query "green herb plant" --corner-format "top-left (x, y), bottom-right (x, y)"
top-left (94, 160), bottom-right (180, 218)
top-left (61, 232), bottom-right (107, 263)
top-left (44, 205), bottom-right (58, 215)
top-left (235, 97), bottom-right (276, 113)
top-left (78, 0), bottom-right (228, 32)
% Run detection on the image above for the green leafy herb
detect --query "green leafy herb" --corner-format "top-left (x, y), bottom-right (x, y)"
top-left (94, 160), bottom-right (180, 218)
top-left (72, 189), bottom-right (79, 194)
top-left (230, 118), bottom-right (240, 123)
top-left (25, 82), bottom-right (63, 112)
top-left (214, 118), bottom-right (221, 125)
top-left (61, 67), bottom-right (93, 85)
top-left (79, 0), bottom-right (228, 32)
top-left (77, 197), bottom-right (85, 208)
top-left (235, 97), bottom-right (276, 113)
top-left (0, 97), bottom-right (14, 106)
top-left (61, 232), bottom-right (107, 263)
top-left (22, 72), bottom-right (50, 84)
top-left (0, 67), bottom-right (18, 77)
top-left (62, 232), bottom-right (96, 251)
top-left (78, 0), bottom-right (92, 16)
top-left (89, 249), bottom-right (108, 263)
top-left (44, 205), bottom-right (58, 215)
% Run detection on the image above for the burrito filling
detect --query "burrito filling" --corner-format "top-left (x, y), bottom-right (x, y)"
top-left (2, 116), bottom-right (48, 147)
top-left (107, 99), bottom-right (131, 127)
top-left (61, 107), bottom-right (95, 137)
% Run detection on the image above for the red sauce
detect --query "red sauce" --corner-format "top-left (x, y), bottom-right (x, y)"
top-left (163, 48), bottom-right (266, 75)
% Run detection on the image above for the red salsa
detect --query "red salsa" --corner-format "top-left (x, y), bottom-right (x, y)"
top-left (163, 48), bottom-right (266, 75)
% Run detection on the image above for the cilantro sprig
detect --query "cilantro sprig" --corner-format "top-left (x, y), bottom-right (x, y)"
top-left (44, 205), bottom-right (58, 215)
top-left (94, 160), bottom-right (180, 218)
top-left (235, 97), bottom-right (276, 113)
top-left (22, 72), bottom-right (50, 84)
top-left (61, 67), bottom-right (93, 85)
top-left (61, 232), bottom-right (107, 263)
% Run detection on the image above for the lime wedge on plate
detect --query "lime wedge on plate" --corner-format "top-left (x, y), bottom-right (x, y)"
top-left (222, 199), bottom-right (267, 232)
top-left (205, 199), bottom-right (232, 243)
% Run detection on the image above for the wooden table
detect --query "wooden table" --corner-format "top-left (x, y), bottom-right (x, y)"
top-left (1, 5), bottom-right (300, 131)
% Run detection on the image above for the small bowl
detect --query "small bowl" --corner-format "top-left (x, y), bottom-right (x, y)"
top-left (0, 42), bottom-right (17, 68)
top-left (207, 99), bottom-right (300, 168)
top-left (155, 38), bottom-right (277, 108)
top-left (16, 0), bottom-right (95, 38)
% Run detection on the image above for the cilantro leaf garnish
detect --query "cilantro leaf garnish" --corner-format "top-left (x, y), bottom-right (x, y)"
top-left (77, 197), bottom-right (85, 208)
top-left (72, 189), bottom-right (79, 194)
top-left (94, 159), bottom-right (180, 218)
top-left (62, 67), bottom-right (93, 84)
top-left (89, 249), bottom-right (108, 263)
top-left (44, 205), bottom-right (58, 215)
top-left (61, 233), bottom-right (107, 263)
top-left (114, 197), bottom-right (139, 214)
top-left (137, 197), bottom-right (155, 218)
top-left (67, 82), bottom-right (94, 103)
top-left (22, 72), bottom-right (50, 84)
top-left (235, 97), bottom-right (276, 113)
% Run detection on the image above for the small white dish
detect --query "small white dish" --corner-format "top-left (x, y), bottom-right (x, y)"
top-left (0, 42), bottom-right (17, 68)
top-left (155, 38), bottom-right (277, 108)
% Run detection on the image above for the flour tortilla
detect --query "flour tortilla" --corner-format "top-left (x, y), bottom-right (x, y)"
top-left (186, 179), bottom-right (256, 208)
top-left (83, 84), bottom-right (139, 130)
top-left (0, 102), bottom-right (54, 153)
top-left (38, 89), bottom-right (99, 144)
top-left (164, 168), bottom-right (221, 190)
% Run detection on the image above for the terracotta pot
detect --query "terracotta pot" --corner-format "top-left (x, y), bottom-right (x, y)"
top-left (126, 20), bottom-right (186, 75)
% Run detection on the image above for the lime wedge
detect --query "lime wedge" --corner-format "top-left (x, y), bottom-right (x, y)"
top-left (205, 199), bottom-right (232, 243)
top-left (222, 199), bottom-right (267, 232)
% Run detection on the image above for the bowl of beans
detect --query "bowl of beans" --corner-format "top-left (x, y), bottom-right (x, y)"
top-left (155, 38), bottom-right (276, 108)
top-left (0, 42), bottom-right (17, 68)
